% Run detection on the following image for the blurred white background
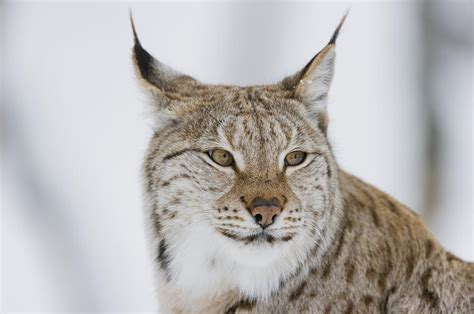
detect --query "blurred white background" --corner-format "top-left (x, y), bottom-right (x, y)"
top-left (1, 1), bottom-right (472, 312)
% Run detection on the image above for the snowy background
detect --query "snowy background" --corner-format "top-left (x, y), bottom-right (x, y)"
top-left (1, 1), bottom-right (472, 312)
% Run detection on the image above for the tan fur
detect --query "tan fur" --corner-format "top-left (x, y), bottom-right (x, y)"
top-left (243, 172), bottom-right (474, 313)
top-left (131, 14), bottom-right (473, 313)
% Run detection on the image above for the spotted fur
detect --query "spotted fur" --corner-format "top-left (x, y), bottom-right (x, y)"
top-left (132, 13), bottom-right (473, 314)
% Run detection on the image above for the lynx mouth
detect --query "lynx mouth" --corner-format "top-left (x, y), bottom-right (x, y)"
top-left (217, 228), bottom-right (294, 244)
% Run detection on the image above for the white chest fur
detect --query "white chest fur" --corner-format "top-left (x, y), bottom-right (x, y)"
top-left (161, 223), bottom-right (313, 303)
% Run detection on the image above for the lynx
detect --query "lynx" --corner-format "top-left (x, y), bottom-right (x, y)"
top-left (131, 14), bottom-right (473, 313)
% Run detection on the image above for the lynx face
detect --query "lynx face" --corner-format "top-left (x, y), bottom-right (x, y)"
top-left (134, 15), bottom-right (345, 299)
top-left (147, 87), bottom-right (336, 256)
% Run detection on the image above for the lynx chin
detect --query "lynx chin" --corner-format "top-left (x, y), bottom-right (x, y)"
top-left (131, 13), bottom-right (473, 314)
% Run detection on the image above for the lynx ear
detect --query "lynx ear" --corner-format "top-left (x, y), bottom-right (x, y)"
top-left (130, 14), bottom-right (200, 121)
top-left (282, 13), bottom-right (348, 122)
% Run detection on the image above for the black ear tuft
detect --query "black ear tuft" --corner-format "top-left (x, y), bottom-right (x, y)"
top-left (328, 10), bottom-right (349, 45)
top-left (129, 10), bottom-right (140, 46)
top-left (130, 12), bottom-right (155, 83)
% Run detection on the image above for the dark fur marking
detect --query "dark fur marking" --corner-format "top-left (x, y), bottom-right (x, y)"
top-left (381, 286), bottom-right (396, 313)
top-left (218, 229), bottom-right (279, 244)
top-left (289, 281), bottom-right (307, 301)
top-left (362, 295), bottom-right (374, 306)
top-left (132, 21), bottom-right (157, 86)
top-left (346, 219), bottom-right (353, 232)
top-left (144, 157), bottom-right (158, 192)
top-left (425, 239), bottom-right (434, 259)
top-left (225, 299), bottom-right (256, 314)
top-left (274, 263), bottom-right (304, 297)
top-left (405, 246), bottom-right (416, 280)
top-left (368, 201), bottom-right (381, 228)
top-left (281, 235), bottom-right (294, 242)
top-left (328, 12), bottom-right (348, 45)
top-left (366, 267), bottom-right (377, 281)
top-left (161, 174), bottom-right (192, 187)
top-left (344, 300), bottom-right (354, 314)
top-left (218, 229), bottom-right (239, 240)
top-left (446, 251), bottom-right (461, 263)
top-left (385, 198), bottom-right (399, 214)
top-left (420, 268), bottom-right (439, 308)
top-left (321, 154), bottom-right (332, 178)
top-left (202, 186), bottom-right (222, 192)
top-left (265, 234), bottom-right (275, 244)
top-left (220, 222), bottom-right (245, 228)
top-left (326, 163), bottom-right (332, 178)
top-left (324, 304), bottom-right (332, 314)
top-left (163, 148), bottom-right (198, 161)
top-left (322, 261), bottom-right (332, 280)
top-left (359, 189), bottom-right (381, 228)
top-left (302, 155), bottom-right (321, 171)
top-left (151, 209), bottom-right (162, 234)
top-left (179, 164), bottom-right (192, 173)
top-left (157, 239), bottom-right (172, 281)
top-left (345, 260), bottom-right (356, 284)
top-left (222, 216), bottom-right (244, 221)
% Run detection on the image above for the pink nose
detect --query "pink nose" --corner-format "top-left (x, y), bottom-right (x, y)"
top-left (250, 205), bottom-right (282, 229)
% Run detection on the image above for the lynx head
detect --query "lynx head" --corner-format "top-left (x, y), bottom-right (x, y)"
top-left (133, 14), bottom-right (347, 299)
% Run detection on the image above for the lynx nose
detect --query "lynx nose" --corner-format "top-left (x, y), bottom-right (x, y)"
top-left (250, 198), bottom-right (282, 229)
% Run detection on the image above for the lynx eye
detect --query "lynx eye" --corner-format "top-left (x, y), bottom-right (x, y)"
top-left (208, 149), bottom-right (234, 167)
top-left (285, 151), bottom-right (307, 167)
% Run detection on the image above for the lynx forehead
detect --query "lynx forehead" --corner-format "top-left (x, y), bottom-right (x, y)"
top-left (132, 12), bottom-right (472, 314)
